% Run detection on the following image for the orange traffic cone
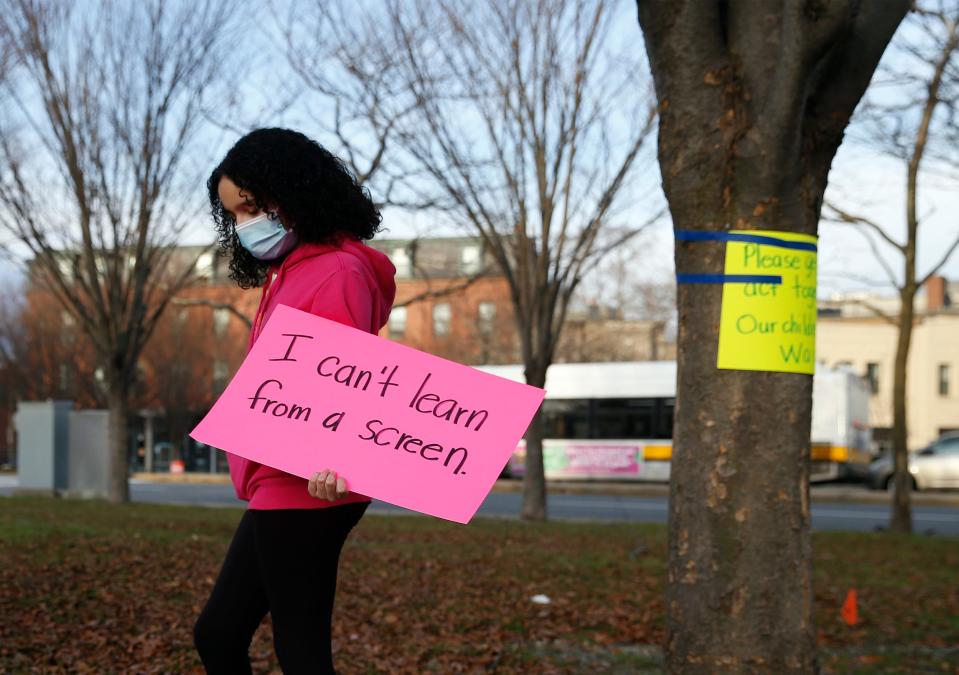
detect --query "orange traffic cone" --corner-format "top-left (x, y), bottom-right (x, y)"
top-left (840, 588), bottom-right (858, 626)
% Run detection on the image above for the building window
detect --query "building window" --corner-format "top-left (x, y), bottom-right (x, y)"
top-left (389, 306), bottom-right (407, 339)
top-left (541, 399), bottom-right (591, 439)
top-left (865, 362), bottom-right (879, 395)
top-left (60, 310), bottom-right (75, 346)
top-left (939, 364), bottom-right (950, 397)
top-left (461, 245), bottom-right (481, 275)
top-left (213, 308), bottom-right (231, 340)
top-left (134, 361), bottom-right (149, 395)
top-left (213, 359), bottom-right (230, 394)
top-left (477, 301), bottom-right (496, 334)
top-left (56, 256), bottom-right (74, 283)
top-left (432, 302), bottom-right (451, 337)
top-left (391, 247), bottom-right (411, 277)
top-left (195, 252), bottom-right (214, 279)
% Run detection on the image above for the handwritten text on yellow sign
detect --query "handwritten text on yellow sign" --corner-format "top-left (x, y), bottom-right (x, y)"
top-left (717, 230), bottom-right (818, 374)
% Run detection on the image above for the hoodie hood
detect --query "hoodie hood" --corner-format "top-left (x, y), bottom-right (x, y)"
top-left (228, 235), bottom-right (395, 509)
top-left (270, 236), bottom-right (397, 330)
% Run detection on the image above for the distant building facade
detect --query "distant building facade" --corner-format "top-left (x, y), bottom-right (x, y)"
top-left (368, 236), bottom-right (677, 365)
top-left (554, 303), bottom-right (676, 363)
top-left (367, 237), bottom-right (519, 364)
top-left (816, 276), bottom-right (959, 451)
top-left (5, 245), bottom-right (259, 471)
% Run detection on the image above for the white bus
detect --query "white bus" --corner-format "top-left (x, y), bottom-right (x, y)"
top-left (475, 361), bottom-right (873, 483)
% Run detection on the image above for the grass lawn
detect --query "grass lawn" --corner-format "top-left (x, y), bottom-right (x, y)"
top-left (0, 495), bottom-right (956, 674)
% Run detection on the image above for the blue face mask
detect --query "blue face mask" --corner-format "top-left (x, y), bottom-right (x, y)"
top-left (235, 212), bottom-right (298, 260)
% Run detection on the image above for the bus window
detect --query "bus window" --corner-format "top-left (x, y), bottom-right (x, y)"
top-left (656, 398), bottom-right (675, 438)
top-left (595, 399), bottom-right (655, 439)
top-left (542, 397), bottom-right (674, 441)
top-left (542, 399), bottom-right (590, 439)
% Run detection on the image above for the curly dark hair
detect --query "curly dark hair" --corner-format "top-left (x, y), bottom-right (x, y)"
top-left (207, 128), bottom-right (382, 288)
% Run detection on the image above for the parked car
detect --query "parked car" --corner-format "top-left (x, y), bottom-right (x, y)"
top-left (868, 432), bottom-right (959, 491)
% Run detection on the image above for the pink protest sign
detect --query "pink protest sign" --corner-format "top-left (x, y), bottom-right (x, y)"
top-left (190, 303), bottom-right (545, 523)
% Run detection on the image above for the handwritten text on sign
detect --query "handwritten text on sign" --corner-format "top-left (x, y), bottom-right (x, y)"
top-left (189, 304), bottom-right (546, 523)
top-left (717, 230), bottom-right (818, 374)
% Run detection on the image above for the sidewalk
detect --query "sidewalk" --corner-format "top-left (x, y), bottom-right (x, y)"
top-left (125, 472), bottom-right (959, 507)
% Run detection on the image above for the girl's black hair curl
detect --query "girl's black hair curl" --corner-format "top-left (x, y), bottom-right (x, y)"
top-left (207, 128), bottom-right (382, 288)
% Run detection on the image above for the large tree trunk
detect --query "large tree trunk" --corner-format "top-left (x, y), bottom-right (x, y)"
top-left (889, 285), bottom-right (915, 532)
top-left (636, 2), bottom-right (907, 671)
top-left (668, 219), bottom-right (816, 672)
top-left (106, 380), bottom-right (131, 504)
top-left (521, 364), bottom-right (548, 521)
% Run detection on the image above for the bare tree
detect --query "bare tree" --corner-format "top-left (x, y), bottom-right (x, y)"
top-left (637, 0), bottom-right (908, 671)
top-left (273, 0), bottom-right (433, 210)
top-left (140, 303), bottom-right (231, 467)
top-left (575, 235), bottom-right (677, 329)
top-left (823, 0), bottom-right (959, 533)
top-left (0, 0), bottom-right (237, 503)
top-left (364, 0), bottom-right (660, 520)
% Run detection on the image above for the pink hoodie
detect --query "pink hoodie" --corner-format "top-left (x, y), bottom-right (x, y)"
top-left (227, 236), bottom-right (397, 510)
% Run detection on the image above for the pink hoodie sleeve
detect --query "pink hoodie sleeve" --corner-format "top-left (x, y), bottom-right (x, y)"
top-left (308, 262), bottom-right (374, 333)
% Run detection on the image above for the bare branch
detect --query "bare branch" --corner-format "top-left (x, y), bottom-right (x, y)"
top-left (918, 229), bottom-right (959, 286)
top-left (832, 297), bottom-right (900, 326)
top-left (393, 274), bottom-right (487, 309)
top-left (171, 298), bottom-right (252, 329)
top-left (822, 202), bottom-right (906, 252)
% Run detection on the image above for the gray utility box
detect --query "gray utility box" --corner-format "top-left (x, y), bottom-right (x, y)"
top-left (12, 400), bottom-right (72, 494)
top-left (66, 409), bottom-right (111, 498)
top-left (12, 400), bottom-right (111, 499)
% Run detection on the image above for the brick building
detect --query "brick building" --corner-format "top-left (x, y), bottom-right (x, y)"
top-left (367, 235), bottom-right (676, 365)
top-left (1, 245), bottom-right (259, 470)
top-left (366, 237), bottom-right (519, 364)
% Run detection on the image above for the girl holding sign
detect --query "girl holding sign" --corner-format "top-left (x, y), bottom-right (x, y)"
top-left (193, 128), bottom-right (396, 674)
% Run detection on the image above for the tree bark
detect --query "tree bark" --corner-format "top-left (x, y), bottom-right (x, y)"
top-left (889, 286), bottom-right (915, 531)
top-left (636, 1), bottom-right (908, 671)
top-left (106, 382), bottom-right (131, 504)
top-left (521, 364), bottom-right (548, 521)
top-left (664, 159), bottom-right (819, 675)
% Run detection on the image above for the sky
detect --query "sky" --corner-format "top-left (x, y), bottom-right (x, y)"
top-left (1, 1), bottom-right (957, 302)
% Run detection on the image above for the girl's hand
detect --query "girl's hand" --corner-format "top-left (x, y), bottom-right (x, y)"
top-left (308, 469), bottom-right (350, 501)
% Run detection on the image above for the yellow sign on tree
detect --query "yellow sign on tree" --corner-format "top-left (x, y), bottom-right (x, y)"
top-left (716, 230), bottom-right (818, 374)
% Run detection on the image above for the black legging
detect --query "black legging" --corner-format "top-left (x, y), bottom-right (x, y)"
top-left (193, 502), bottom-right (369, 674)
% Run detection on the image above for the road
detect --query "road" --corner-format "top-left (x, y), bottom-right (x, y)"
top-left (3, 476), bottom-right (955, 536)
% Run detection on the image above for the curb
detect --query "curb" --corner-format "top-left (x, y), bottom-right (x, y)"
top-left (130, 472), bottom-right (232, 485)
top-left (123, 473), bottom-right (959, 507)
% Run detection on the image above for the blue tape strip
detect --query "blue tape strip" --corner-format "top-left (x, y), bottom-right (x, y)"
top-left (676, 273), bottom-right (783, 284)
top-left (675, 229), bottom-right (817, 252)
